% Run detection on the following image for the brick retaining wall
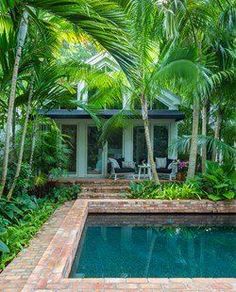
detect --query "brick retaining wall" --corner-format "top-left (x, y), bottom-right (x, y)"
top-left (88, 199), bottom-right (236, 213)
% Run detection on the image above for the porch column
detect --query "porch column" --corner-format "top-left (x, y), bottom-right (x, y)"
top-left (169, 122), bottom-right (178, 159)
top-left (78, 122), bottom-right (87, 177)
top-left (123, 124), bottom-right (133, 162)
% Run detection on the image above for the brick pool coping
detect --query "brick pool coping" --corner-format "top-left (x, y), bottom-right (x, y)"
top-left (21, 199), bottom-right (236, 291)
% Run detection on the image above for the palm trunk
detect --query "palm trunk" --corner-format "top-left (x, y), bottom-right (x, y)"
top-left (140, 94), bottom-right (160, 185)
top-left (7, 75), bottom-right (34, 200)
top-left (212, 110), bottom-right (222, 162)
top-left (12, 106), bottom-right (16, 155)
top-left (0, 11), bottom-right (29, 197)
top-left (187, 98), bottom-right (200, 179)
top-left (29, 120), bottom-right (37, 173)
top-left (201, 101), bottom-right (207, 173)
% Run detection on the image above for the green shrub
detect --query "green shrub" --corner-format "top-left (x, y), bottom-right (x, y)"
top-left (0, 200), bottom-right (57, 269)
top-left (129, 181), bottom-right (202, 200)
top-left (188, 161), bottom-right (236, 201)
top-left (0, 194), bottom-right (38, 226)
top-left (49, 184), bottom-right (80, 203)
top-left (0, 184), bottom-right (80, 270)
top-left (0, 228), bottom-right (9, 254)
top-left (129, 161), bottom-right (235, 202)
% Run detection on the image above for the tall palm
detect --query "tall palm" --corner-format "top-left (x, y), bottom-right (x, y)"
top-left (6, 54), bottom-right (108, 199)
top-left (200, 0), bottom-right (236, 171)
top-left (157, 0), bottom-right (235, 178)
top-left (184, 0), bottom-right (235, 177)
top-left (113, 0), bottom-right (204, 184)
top-left (0, 0), bottom-right (135, 196)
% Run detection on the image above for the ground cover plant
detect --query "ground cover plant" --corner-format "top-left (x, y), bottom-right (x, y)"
top-left (0, 184), bottom-right (80, 271)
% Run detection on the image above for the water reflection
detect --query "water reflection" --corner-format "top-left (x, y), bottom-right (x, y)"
top-left (70, 224), bottom-right (236, 278)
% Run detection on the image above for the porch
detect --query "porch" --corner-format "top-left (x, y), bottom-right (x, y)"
top-left (42, 109), bottom-right (184, 178)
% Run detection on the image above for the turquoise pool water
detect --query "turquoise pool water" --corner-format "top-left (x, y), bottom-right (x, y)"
top-left (70, 214), bottom-right (236, 278)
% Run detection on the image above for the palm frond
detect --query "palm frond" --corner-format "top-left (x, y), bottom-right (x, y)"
top-left (99, 108), bottom-right (139, 144)
top-left (171, 134), bottom-right (236, 160)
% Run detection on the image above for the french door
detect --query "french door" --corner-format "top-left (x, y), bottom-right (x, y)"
top-left (87, 126), bottom-right (103, 175)
top-left (61, 124), bottom-right (77, 173)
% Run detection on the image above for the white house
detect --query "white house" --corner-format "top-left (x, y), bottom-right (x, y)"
top-left (41, 52), bottom-right (184, 178)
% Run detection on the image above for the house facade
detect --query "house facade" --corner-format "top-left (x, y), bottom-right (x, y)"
top-left (42, 52), bottom-right (184, 178)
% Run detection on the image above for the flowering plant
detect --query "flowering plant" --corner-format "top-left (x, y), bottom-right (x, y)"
top-left (177, 160), bottom-right (188, 173)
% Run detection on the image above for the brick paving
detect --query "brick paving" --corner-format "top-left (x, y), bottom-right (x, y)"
top-left (0, 197), bottom-right (236, 291)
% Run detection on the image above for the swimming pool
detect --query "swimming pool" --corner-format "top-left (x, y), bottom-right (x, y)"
top-left (70, 214), bottom-right (236, 278)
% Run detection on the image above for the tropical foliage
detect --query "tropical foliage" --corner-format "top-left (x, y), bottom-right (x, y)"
top-left (129, 180), bottom-right (202, 200)
top-left (188, 161), bottom-right (236, 201)
top-left (0, 0), bottom-right (235, 195)
top-left (129, 161), bottom-right (235, 201)
top-left (0, 184), bottom-right (80, 270)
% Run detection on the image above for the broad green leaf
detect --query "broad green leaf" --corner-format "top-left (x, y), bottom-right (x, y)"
top-left (0, 240), bottom-right (9, 253)
top-left (207, 194), bottom-right (222, 201)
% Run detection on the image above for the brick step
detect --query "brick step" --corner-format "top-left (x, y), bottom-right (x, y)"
top-left (81, 185), bottom-right (130, 193)
top-left (79, 180), bottom-right (131, 186)
top-left (79, 192), bottom-right (127, 199)
top-left (51, 178), bottom-right (132, 186)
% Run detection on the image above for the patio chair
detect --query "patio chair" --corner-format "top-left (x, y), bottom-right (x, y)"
top-left (108, 158), bottom-right (136, 180)
top-left (155, 157), bottom-right (177, 180)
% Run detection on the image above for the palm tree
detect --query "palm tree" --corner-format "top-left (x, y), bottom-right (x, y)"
top-left (6, 41), bottom-right (112, 198)
top-left (91, 0), bottom-right (206, 184)
top-left (116, 0), bottom-right (209, 184)
top-left (158, 0), bottom-right (235, 178)
top-left (201, 0), bottom-right (236, 171)
top-left (0, 0), bottom-right (135, 196)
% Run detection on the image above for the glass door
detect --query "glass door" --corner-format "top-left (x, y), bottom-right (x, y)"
top-left (61, 125), bottom-right (77, 173)
top-left (153, 125), bottom-right (168, 157)
top-left (107, 129), bottom-right (123, 160)
top-left (87, 126), bottom-right (103, 175)
top-left (133, 126), bottom-right (147, 164)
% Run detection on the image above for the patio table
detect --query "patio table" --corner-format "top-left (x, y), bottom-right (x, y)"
top-left (138, 164), bottom-right (152, 180)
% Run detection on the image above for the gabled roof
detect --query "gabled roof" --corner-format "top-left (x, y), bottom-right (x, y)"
top-left (86, 52), bottom-right (120, 71)
top-left (84, 52), bottom-right (181, 109)
top-left (158, 89), bottom-right (181, 110)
